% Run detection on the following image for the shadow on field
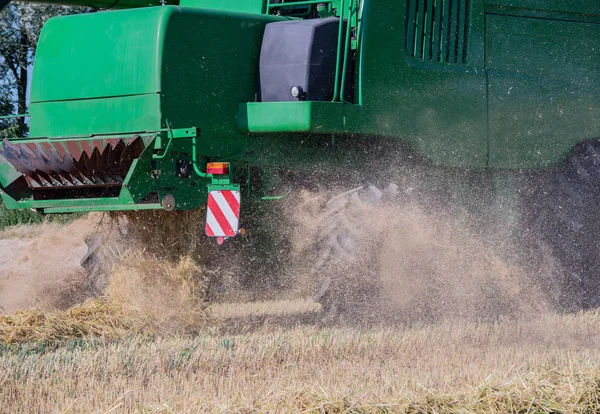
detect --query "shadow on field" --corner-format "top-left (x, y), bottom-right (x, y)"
top-left (210, 299), bottom-right (446, 335)
top-left (216, 310), bottom-right (322, 335)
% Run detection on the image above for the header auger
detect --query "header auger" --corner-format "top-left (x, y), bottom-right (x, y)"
top-left (1, 135), bottom-right (147, 198)
top-left (0, 0), bottom-right (599, 313)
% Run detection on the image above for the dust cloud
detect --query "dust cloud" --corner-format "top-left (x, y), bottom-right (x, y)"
top-left (0, 179), bottom-right (564, 328)
top-left (105, 251), bottom-right (209, 334)
top-left (0, 214), bottom-right (100, 313)
top-left (286, 186), bottom-right (554, 324)
top-left (0, 214), bottom-right (210, 337)
top-left (377, 205), bottom-right (550, 322)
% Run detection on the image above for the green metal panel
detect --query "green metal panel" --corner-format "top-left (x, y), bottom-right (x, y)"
top-left (447, 1), bottom-right (458, 62)
top-left (486, 0), bottom-right (600, 22)
top-left (457, 0), bottom-right (467, 62)
top-left (159, 7), bottom-right (283, 158)
top-left (431, 0), bottom-right (442, 60)
top-left (29, 94), bottom-right (162, 137)
top-left (423, 0), bottom-right (433, 60)
top-left (178, 0), bottom-right (264, 13)
top-left (406, 0), bottom-right (417, 56)
top-left (28, 7), bottom-right (171, 138)
top-left (440, 0), bottom-right (451, 60)
top-left (31, 8), bottom-right (166, 103)
top-left (240, 102), bottom-right (347, 133)
top-left (486, 14), bottom-right (600, 168)
top-left (42, 203), bottom-right (162, 213)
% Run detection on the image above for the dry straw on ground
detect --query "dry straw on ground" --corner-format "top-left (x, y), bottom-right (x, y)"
top-left (0, 251), bottom-right (209, 343)
top-left (1, 309), bottom-right (600, 412)
top-left (0, 300), bottom-right (133, 343)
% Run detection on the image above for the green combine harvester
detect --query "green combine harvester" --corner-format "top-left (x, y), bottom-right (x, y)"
top-left (0, 0), bottom-right (598, 311)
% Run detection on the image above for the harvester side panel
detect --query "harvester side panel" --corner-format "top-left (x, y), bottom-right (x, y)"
top-left (356, 0), bottom-right (489, 168)
top-left (486, 13), bottom-right (600, 168)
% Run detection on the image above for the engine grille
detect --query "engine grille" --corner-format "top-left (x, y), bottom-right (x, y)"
top-left (405, 0), bottom-right (471, 64)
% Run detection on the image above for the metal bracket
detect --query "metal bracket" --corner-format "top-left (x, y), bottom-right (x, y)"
top-left (150, 126), bottom-right (215, 180)
top-left (153, 125), bottom-right (199, 160)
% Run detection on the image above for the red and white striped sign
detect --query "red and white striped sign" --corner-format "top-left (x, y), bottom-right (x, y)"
top-left (205, 190), bottom-right (241, 238)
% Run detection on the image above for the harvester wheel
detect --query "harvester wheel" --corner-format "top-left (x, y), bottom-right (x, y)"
top-left (80, 234), bottom-right (110, 296)
top-left (310, 184), bottom-right (401, 320)
top-left (525, 139), bottom-right (600, 311)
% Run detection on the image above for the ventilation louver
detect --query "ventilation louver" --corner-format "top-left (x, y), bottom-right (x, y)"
top-left (405, 0), bottom-right (470, 63)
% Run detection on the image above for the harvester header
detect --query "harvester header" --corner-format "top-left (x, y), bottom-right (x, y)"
top-left (1, 133), bottom-right (148, 202)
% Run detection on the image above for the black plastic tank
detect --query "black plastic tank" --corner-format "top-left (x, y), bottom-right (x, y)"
top-left (259, 17), bottom-right (352, 102)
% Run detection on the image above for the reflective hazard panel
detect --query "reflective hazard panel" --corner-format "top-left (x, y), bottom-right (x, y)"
top-left (205, 190), bottom-right (241, 238)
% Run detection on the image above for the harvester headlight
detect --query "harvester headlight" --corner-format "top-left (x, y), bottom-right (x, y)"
top-left (290, 85), bottom-right (305, 101)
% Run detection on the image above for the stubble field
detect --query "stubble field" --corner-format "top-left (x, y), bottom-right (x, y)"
top-left (2, 301), bottom-right (600, 412)
top-left (1, 210), bottom-right (600, 413)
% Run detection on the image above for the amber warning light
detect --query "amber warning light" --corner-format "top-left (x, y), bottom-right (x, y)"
top-left (206, 162), bottom-right (229, 175)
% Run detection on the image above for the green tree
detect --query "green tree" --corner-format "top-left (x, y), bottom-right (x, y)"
top-left (0, 2), bottom-right (80, 137)
top-left (0, 91), bottom-right (17, 137)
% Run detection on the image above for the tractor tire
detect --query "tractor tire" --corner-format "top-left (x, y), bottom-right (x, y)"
top-left (523, 139), bottom-right (600, 311)
top-left (309, 184), bottom-right (401, 320)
